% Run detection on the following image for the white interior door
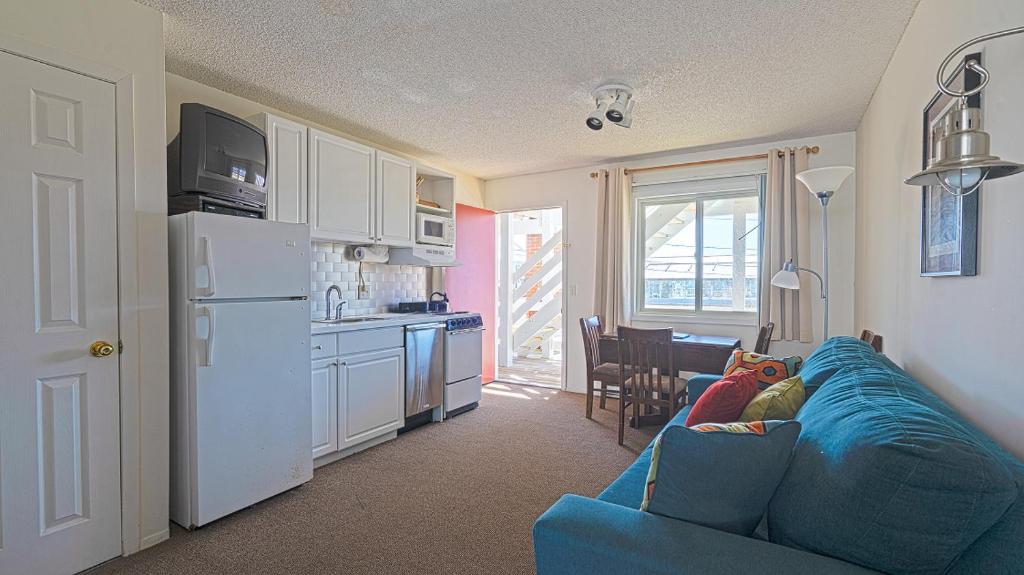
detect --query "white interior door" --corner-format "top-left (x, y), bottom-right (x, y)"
top-left (0, 51), bottom-right (122, 574)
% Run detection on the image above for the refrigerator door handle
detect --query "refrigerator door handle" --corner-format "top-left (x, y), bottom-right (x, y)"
top-left (198, 305), bottom-right (216, 366)
top-left (199, 235), bottom-right (217, 297)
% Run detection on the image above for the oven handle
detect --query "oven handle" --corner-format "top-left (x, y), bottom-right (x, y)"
top-left (447, 327), bottom-right (485, 334)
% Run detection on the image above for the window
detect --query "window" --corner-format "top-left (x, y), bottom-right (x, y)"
top-left (634, 175), bottom-right (763, 319)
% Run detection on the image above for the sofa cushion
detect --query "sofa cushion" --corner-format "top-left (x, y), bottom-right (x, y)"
top-left (597, 407), bottom-right (691, 509)
top-left (685, 371), bottom-right (759, 426)
top-left (723, 350), bottom-right (803, 389)
top-left (796, 336), bottom-right (889, 395)
top-left (641, 420), bottom-right (801, 536)
top-left (768, 365), bottom-right (1019, 574)
top-left (740, 375), bottom-right (805, 422)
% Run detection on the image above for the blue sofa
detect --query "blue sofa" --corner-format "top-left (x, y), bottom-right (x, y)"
top-left (533, 337), bottom-right (1024, 575)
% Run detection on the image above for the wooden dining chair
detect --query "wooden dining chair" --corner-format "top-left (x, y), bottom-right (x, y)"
top-left (860, 329), bottom-right (884, 353)
top-left (753, 321), bottom-right (775, 354)
top-left (580, 316), bottom-right (624, 419)
top-left (616, 326), bottom-right (685, 445)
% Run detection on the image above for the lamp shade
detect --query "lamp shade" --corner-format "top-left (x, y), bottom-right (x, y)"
top-left (796, 166), bottom-right (854, 195)
top-left (771, 267), bottom-right (801, 290)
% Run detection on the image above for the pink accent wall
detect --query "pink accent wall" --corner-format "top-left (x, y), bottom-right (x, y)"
top-left (445, 204), bottom-right (496, 383)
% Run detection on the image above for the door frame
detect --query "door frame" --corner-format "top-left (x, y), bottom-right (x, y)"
top-left (0, 33), bottom-right (147, 555)
top-left (494, 203), bottom-right (569, 391)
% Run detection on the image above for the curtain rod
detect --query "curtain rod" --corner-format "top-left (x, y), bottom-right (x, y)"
top-left (589, 145), bottom-right (820, 179)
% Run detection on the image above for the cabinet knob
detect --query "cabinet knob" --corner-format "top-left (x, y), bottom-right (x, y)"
top-left (313, 345), bottom-right (322, 350)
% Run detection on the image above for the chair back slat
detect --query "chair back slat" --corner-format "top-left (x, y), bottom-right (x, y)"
top-left (754, 321), bottom-right (775, 354)
top-left (579, 316), bottom-right (604, 372)
top-left (617, 326), bottom-right (674, 401)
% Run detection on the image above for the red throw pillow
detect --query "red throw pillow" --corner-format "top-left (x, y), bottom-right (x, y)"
top-left (685, 371), bottom-right (760, 426)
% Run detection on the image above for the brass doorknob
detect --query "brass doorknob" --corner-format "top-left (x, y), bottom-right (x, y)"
top-left (90, 341), bottom-right (115, 358)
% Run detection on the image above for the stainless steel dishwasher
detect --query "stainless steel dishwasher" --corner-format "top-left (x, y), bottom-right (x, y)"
top-left (404, 322), bottom-right (445, 420)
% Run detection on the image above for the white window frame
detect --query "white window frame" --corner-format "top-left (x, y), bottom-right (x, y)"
top-left (632, 173), bottom-right (765, 326)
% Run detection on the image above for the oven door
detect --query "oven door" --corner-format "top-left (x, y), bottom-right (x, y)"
top-left (444, 328), bottom-right (483, 384)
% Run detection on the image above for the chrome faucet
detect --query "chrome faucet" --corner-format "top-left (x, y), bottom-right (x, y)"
top-left (325, 285), bottom-right (343, 320)
top-left (335, 300), bottom-right (348, 319)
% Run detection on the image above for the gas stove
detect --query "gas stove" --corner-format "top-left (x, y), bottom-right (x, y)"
top-left (445, 314), bottom-right (483, 332)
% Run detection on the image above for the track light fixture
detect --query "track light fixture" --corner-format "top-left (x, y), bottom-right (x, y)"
top-left (585, 84), bottom-right (634, 131)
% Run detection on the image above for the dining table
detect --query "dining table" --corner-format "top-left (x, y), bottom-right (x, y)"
top-left (597, 331), bottom-right (741, 426)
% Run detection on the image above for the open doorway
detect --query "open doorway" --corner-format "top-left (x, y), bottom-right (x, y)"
top-left (496, 207), bottom-right (565, 389)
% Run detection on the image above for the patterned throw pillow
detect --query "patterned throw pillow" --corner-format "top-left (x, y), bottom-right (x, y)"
top-left (740, 376), bottom-right (805, 422)
top-left (640, 420), bottom-right (802, 535)
top-left (684, 370), bottom-right (759, 426)
top-left (723, 350), bottom-right (803, 388)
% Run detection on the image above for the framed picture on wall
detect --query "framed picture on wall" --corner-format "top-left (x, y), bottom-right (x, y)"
top-left (920, 52), bottom-right (981, 276)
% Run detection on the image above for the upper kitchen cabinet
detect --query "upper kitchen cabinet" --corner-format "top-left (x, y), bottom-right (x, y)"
top-left (308, 128), bottom-right (375, 243)
top-left (375, 151), bottom-right (416, 247)
top-left (258, 113), bottom-right (307, 224)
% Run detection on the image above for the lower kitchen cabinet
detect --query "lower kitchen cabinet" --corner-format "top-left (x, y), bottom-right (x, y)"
top-left (310, 342), bottom-right (404, 462)
top-left (311, 358), bottom-right (339, 459)
top-left (338, 348), bottom-right (404, 450)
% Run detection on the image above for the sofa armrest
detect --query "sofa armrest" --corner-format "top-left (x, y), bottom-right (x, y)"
top-left (686, 373), bottom-right (722, 405)
top-left (533, 495), bottom-right (880, 575)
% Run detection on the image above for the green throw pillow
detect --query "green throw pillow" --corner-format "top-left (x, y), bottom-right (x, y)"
top-left (740, 375), bottom-right (805, 422)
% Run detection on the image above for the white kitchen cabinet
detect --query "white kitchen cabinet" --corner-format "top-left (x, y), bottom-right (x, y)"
top-left (338, 347), bottom-right (405, 450)
top-left (260, 113), bottom-right (307, 224)
top-left (375, 151), bottom-right (416, 247)
top-left (311, 357), bottom-right (338, 459)
top-left (308, 128), bottom-right (375, 243)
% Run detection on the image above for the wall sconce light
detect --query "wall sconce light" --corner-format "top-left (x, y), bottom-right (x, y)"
top-left (905, 26), bottom-right (1024, 196)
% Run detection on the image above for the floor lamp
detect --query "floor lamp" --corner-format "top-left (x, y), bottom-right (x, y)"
top-left (770, 166), bottom-right (854, 340)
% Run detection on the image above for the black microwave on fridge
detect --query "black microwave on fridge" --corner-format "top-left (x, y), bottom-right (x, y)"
top-left (167, 103), bottom-right (268, 218)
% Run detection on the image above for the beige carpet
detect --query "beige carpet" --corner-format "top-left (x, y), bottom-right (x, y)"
top-left (89, 383), bottom-right (656, 575)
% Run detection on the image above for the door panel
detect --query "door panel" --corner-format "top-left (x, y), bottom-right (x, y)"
top-left (0, 50), bottom-right (120, 575)
top-left (311, 358), bottom-right (338, 459)
top-left (264, 114), bottom-right (307, 224)
top-left (308, 128), bottom-right (374, 242)
top-left (188, 212), bottom-right (309, 300)
top-left (189, 300), bottom-right (312, 526)
top-left (339, 349), bottom-right (403, 449)
top-left (376, 151), bottom-right (415, 246)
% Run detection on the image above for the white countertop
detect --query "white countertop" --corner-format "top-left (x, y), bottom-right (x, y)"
top-left (310, 311), bottom-right (478, 335)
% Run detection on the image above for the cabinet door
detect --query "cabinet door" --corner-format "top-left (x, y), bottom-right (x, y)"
top-left (376, 151), bottom-right (416, 247)
top-left (338, 348), bottom-right (404, 450)
top-left (263, 114), bottom-right (307, 224)
top-left (311, 358), bottom-right (338, 459)
top-left (308, 128), bottom-right (374, 242)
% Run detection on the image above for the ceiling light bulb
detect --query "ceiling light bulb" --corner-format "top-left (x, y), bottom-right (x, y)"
top-left (606, 91), bottom-right (630, 123)
top-left (940, 167), bottom-right (984, 190)
top-left (586, 101), bottom-right (608, 130)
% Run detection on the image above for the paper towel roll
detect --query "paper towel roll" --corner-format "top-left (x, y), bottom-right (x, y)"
top-left (352, 245), bottom-right (390, 263)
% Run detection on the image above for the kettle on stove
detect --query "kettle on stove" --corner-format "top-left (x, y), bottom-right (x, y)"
top-left (429, 291), bottom-right (449, 313)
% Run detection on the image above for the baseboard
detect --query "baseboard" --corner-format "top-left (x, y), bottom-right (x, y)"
top-left (139, 528), bottom-right (170, 551)
top-left (314, 431), bottom-right (397, 469)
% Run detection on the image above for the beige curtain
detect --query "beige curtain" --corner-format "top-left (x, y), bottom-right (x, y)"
top-left (761, 148), bottom-right (812, 342)
top-left (594, 167), bottom-right (633, 334)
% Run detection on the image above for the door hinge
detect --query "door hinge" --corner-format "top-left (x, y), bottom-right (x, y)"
top-left (118, 340), bottom-right (124, 354)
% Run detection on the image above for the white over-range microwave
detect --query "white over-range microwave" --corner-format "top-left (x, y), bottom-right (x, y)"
top-left (416, 212), bottom-right (455, 246)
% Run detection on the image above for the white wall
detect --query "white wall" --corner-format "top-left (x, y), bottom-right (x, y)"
top-left (856, 0), bottom-right (1024, 458)
top-left (485, 131), bottom-right (856, 394)
top-left (0, 0), bottom-right (169, 551)
top-left (164, 74), bottom-right (485, 208)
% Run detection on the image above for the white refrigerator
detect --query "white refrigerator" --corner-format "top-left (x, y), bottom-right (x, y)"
top-left (169, 212), bottom-right (313, 529)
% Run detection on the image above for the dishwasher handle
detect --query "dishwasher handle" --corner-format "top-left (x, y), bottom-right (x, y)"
top-left (406, 322), bottom-right (446, 331)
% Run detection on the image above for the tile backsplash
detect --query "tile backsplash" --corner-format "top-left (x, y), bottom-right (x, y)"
top-left (310, 241), bottom-right (428, 319)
